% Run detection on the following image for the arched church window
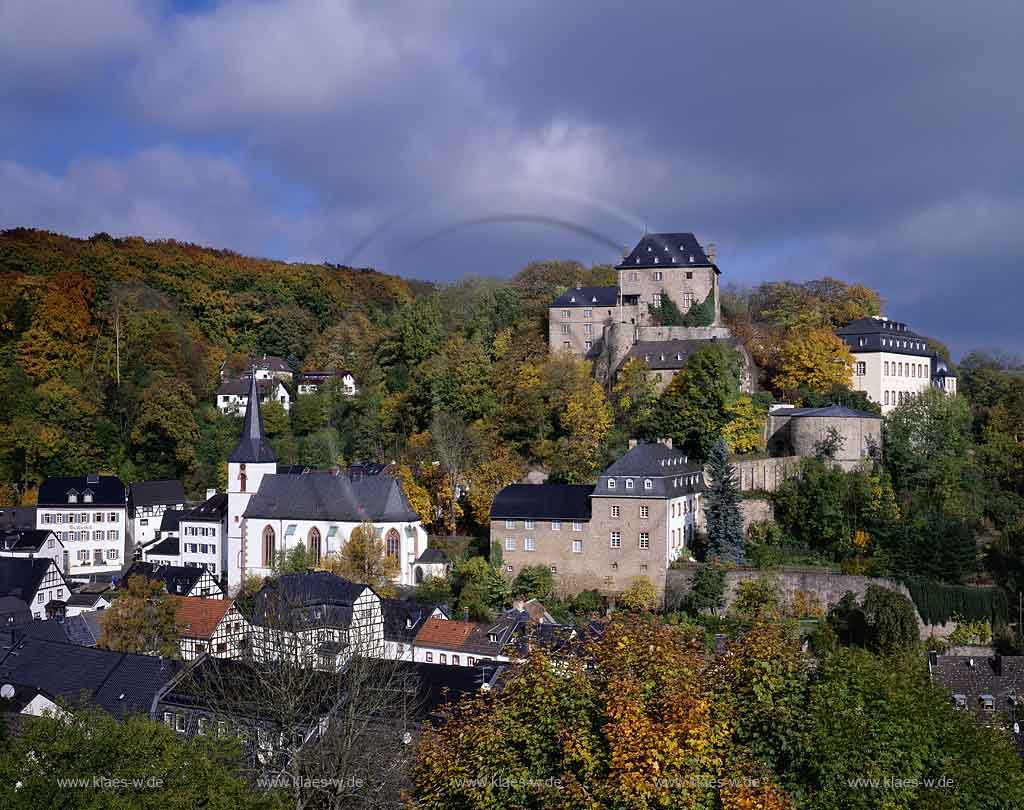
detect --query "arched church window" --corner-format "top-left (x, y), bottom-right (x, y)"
top-left (262, 525), bottom-right (276, 567)
top-left (308, 527), bottom-right (322, 564)
top-left (385, 528), bottom-right (401, 559)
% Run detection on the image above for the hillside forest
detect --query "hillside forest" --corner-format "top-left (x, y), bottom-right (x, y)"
top-left (1, 228), bottom-right (1023, 601)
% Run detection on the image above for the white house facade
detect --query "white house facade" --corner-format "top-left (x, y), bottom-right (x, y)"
top-left (128, 480), bottom-right (187, 551)
top-left (837, 316), bottom-right (958, 415)
top-left (36, 475), bottom-right (128, 579)
top-left (216, 377), bottom-right (291, 416)
top-left (0, 529), bottom-right (67, 575)
top-left (0, 557), bottom-right (70, 620)
top-left (179, 492), bottom-right (227, 577)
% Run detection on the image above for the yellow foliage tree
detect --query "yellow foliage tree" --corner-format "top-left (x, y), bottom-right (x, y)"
top-left (773, 327), bottom-right (854, 398)
top-left (721, 395), bottom-right (766, 455)
top-left (465, 445), bottom-right (527, 529)
top-left (331, 522), bottom-right (400, 593)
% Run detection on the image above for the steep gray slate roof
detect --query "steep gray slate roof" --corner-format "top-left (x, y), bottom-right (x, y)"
top-left (228, 373), bottom-right (277, 464)
top-left (121, 562), bottom-right (208, 596)
top-left (550, 286), bottom-right (619, 308)
top-left (415, 547), bottom-right (450, 565)
top-left (1, 529), bottom-right (56, 553)
top-left (0, 506), bottom-right (37, 530)
top-left (836, 317), bottom-right (934, 358)
top-left (159, 509), bottom-right (187, 533)
top-left (144, 535), bottom-right (180, 557)
top-left (595, 441), bottom-right (705, 499)
top-left (129, 480), bottom-right (186, 508)
top-left (0, 633), bottom-right (179, 717)
top-left (626, 338), bottom-right (745, 371)
top-left (0, 557), bottom-right (56, 601)
top-left (381, 598), bottom-right (444, 644)
top-left (243, 471), bottom-right (419, 523)
top-left (490, 484), bottom-right (594, 521)
top-left (616, 232), bottom-right (712, 269)
top-left (246, 571), bottom-right (367, 630)
top-left (38, 475), bottom-right (127, 507)
top-left (181, 492), bottom-right (228, 522)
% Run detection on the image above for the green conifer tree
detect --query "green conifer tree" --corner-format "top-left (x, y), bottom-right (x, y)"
top-left (704, 438), bottom-right (746, 564)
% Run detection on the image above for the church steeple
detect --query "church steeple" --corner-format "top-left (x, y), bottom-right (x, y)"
top-left (228, 369), bottom-right (277, 463)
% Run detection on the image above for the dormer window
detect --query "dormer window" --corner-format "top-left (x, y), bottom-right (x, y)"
top-left (644, 479), bottom-right (653, 490)
top-left (607, 479), bottom-right (616, 489)
top-left (83, 490), bottom-right (93, 504)
top-left (981, 694), bottom-right (995, 712)
top-left (67, 490), bottom-right (78, 504)
top-left (488, 633), bottom-right (498, 643)
top-left (625, 479), bottom-right (634, 490)
top-left (953, 694), bottom-right (967, 710)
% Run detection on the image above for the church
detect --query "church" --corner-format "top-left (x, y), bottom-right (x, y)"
top-left (225, 374), bottom-right (428, 590)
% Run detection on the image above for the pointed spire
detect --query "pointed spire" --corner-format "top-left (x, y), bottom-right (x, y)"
top-left (228, 367), bottom-right (277, 463)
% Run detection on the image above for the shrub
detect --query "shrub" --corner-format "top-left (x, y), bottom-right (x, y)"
top-left (619, 577), bottom-right (658, 612)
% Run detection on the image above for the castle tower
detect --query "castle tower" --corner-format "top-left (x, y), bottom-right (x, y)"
top-left (226, 371), bottom-right (277, 591)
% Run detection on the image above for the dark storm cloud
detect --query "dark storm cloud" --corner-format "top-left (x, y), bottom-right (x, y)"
top-left (1, 0), bottom-right (1022, 356)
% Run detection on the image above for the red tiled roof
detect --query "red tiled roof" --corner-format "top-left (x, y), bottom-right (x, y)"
top-left (171, 596), bottom-right (233, 640)
top-left (413, 617), bottom-right (475, 651)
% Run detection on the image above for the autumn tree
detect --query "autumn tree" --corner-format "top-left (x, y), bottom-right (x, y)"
top-left (773, 327), bottom-right (854, 399)
top-left (549, 372), bottom-right (613, 484)
top-left (330, 522), bottom-right (400, 592)
top-left (464, 444), bottom-right (527, 531)
top-left (98, 575), bottom-right (181, 658)
top-left (430, 411), bottom-right (475, 534)
top-left (720, 394), bottom-right (766, 455)
top-left (612, 357), bottom-right (659, 438)
top-left (16, 272), bottom-right (96, 382)
top-left (656, 342), bottom-right (743, 461)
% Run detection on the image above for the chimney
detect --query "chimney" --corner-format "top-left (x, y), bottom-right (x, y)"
top-left (628, 439), bottom-right (638, 450)
top-left (706, 242), bottom-right (717, 263)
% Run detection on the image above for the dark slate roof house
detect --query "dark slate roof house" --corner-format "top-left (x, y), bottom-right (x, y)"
top-left (243, 470), bottom-right (419, 523)
top-left (38, 475), bottom-right (127, 507)
top-left (770, 405), bottom-right (883, 420)
top-left (550, 286), bottom-right (620, 309)
top-left (244, 571), bottom-right (370, 631)
top-left (626, 337), bottom-right (746, 371)
top-left (490, 484), bottom-right (594, 521)
top-left (381, 599), bottom-right (446, 646)
top-left (615, 232), bottom-right (716, 271)
top-left (835, 316), bottom-right (935, 358)
top-left (593, 439), bottom-right (705, 499)
top-left (0, 557), bottom-right (63, 602)
top-left (129, 480), bottom-right (187, 511)
top-left (1, 529), bottom-right (58, 553)
top-left (181, 492), bottom-right (228, 522)
top-left (930, 653), bottom-right (1024, 727)
top-left (121, 562), bottom-right (222, 598)
top-left (0, 632), bottom-right (180, 717)
top-left (0, 596), bottom-right (32, 627)
top-left (228, 373), bottom-right (278, 464)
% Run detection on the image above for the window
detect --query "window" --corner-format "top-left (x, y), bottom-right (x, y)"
top-left (583, 309), bottom-right (592, 319)
top-left (506, 564), bottom-right (514, 572)
top-left (93, 531), bottom-right (102, 541)
top-left (197, 718), bottom-right (208, 736)
top-left (175, 714), bottom-right (186, 733)
top-left (262, 525), bottom-right (276, 567)
top-left (611, 505), bottom-right (620, 518)
top-left (682, 292), bottom-right (695, 310)
top-left (109, 513), bottom-right (119, 522)
top-left (884, 361), bottom-right (890, 376)
top-left (572, 521), bottom-right (583, 531)
top-left (95, 513), bottom-right (103, 522)
top-left (639, 532), bottom-right (650, 549)
top-left (583, 323), bottom-right (593, 335)
top-left (452, 655), bottom-right (460, 665)
top-left (468, 657), bottom-right (476, 666)
top-left (604, 576), bottom-right (614, 585)
top-left (607, 478), bottom-right (616, 489)
top-left (68, 492), bottom-right (78, 504)
top-left (77, 550), bottom-right (88, 562)
top-left (385, 528), bottom-right (400, 559)
top-left (640, 505), bottom-right (649, 519)
top-left (653, 271), bottom-right (663, 281)
top-left (625, 479), bottom-right (634, 490)
top-left (37, 592), bottom-right (45, 604)
top-left (505, 537), bottom-right (516, 552)
top-left (561, 309), bottom-right (570, 319)
top-left (505, 520), bottom-right (516, 529)
top-left (83, 492), bottom-right (93, 503)
top-left (48, 537), bottom-right (55, 548)
top-left (551, 521), bottom-right (561, 531)
top-left (572, 539), bottom-right (583, 554)
top-left (856, 361), bottom-right (866, 376)
top-left (610, 532), bottom-right (621, 549)
top-left (884, 391), bottom-right (890, 405)
top-left (440, 653), bottom-right (447, 665)
top-left (686, 271), bottom-right (693, 279)
top-left (584, 340), bottom-right (593, 351)
top-left (652, 293), bottom-right (662, 308)
top-left (106, 549), bottom-right (118, 560)
top-left (525, 520), bottom-right (535, 530)
top-left (525, 537), bottom-right (535, 551)
top-left (107, 530), bottom-right (117, 541)
top-left (561, 324), bottom-right (570, 335)
top-left (425, 652), bottom-right (433, 663)
top-left (643, 479), bottom-right (653, 490)
top-left (550, 565), bottom-right (557, 574)
top-left (562, 341), bottom-right (570, 350)
top-left (163, 712), bottom-right (173, 727)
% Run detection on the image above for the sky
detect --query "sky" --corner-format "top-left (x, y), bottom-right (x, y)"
top-left (2, 0), bottom-right (1023, 358)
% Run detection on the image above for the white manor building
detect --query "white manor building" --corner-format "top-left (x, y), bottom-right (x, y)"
top-left (837, 316), bottom-right (957, 414)
top-left (36, 475), bottom-right (128, 579)
top-left (224, 374), bottom-right (428, 591)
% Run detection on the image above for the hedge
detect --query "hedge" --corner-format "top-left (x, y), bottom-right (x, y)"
top-left (903, 577), bottom-right (1009, 626)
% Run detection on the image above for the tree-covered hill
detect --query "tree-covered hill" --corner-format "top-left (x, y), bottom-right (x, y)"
top-left (0, 228), bottom-right (422, 497)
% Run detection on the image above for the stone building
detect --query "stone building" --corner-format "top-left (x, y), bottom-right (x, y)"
top-left (491, 439), bottom-right (704, 597)
top-left (766, 405), bottom-right (883, 470)
top-left (548, 286), bottom-right (619, 361)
